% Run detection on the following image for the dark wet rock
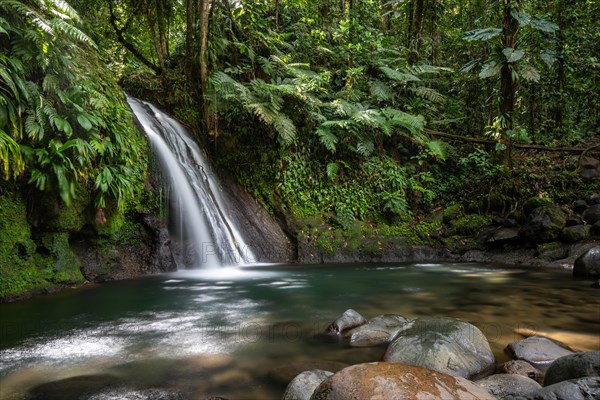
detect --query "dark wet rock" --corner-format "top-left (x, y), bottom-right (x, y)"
top-left (27, 374), bottom-right (127, 400)
top-left (573, 200), bottom-right (589, 215)
top-left (524, 198), bottom-right (554, 217)
top-left (560, 225), bottom-right (589, 243)
top-left (580, 169), bottom-right (600, 180)
top-left (537, 243), bottom-right (569, 262)
top-left (343, 314), bottom-right (411, 347)
top-left (573, 247), bottom-right (600, 279)
top-left (486, 228), bottom-right (521, 245)
top-left (522, 205), bottom-right (567, 243)
top-left (268, 361), bottom-right (349, 386)
top-left (593, 280), bottom-right (600, 288)
top-left (583, 205), bottom-right (600, 225)
top-left (476, 374), bottom-right (541, 399)
top-left (505, 336), bottom-right (574, 371)
top-left (544, 351), bottom-right (600, 386)
top-left (500, 360), bottom-right (544, 382)
top-left (325, 309), bottom-right (367, 335)
top-left (382, 317), bottom-right (495, 379)
top-left (282, 369), bottom-right (333, 400)
top-left (566, 216), bottom-right (584, 227)
top-left (309, 362), bottom-right (494, 400)
top-left (589, 193), bottom-right (600, 205)
top-left (501, 218), bottom-right (519, 228)
top-left (524, 377), bottom-right (600, 400)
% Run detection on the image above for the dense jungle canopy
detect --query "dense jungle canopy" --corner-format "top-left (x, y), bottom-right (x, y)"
top-left (1, 0), bottom-right (599, 233)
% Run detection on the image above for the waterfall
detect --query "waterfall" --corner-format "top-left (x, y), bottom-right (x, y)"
top-left (127, 96), bottom-right (256, 268)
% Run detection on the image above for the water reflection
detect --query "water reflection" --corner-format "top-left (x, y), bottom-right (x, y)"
top-left (0, 263), bottom-right (598, 399)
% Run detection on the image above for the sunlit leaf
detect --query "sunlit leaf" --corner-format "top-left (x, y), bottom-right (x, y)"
top-left (520, 65), bottom-right (541, 82)
top-left (479, 62), bottom-right (502, 79)
top-left (503, 48), bottom-right (525, 63)
top-left (463, 28), bottom-right (502, 42)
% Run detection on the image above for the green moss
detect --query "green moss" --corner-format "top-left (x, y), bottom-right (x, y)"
top-left (446, 214), bottom-right (492, 236)
top-left (0, 194), bottom-right (84, 300)
top-left (51, 189), bottom-right (91, 231)
top-left (443, 204), bottom-right (463, 223)
top-left (40, 233), bottom-right (84, 284)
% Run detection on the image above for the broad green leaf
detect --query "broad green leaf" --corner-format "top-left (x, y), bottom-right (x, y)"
top-left (520, 65), bottom-right (541, 82)
top-left (503, 48), bottom-right (525, 63)
top-left (511, 10), bottom-right (531, 26)
top-left (540, 50), bottom-right (557, 67)
top-left (530, 18), bottom-right (559, 33)
top-left (479, 62), bottom-right (502, 79)
top-left (459, 59), bottom-right (481, 74)
top-left (463, 28), bottom-right (502, 42)
top-left (77, 113), bottom-right (93, 130)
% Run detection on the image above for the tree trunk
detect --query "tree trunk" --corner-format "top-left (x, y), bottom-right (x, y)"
top-left (185, 0), bottom-right (194, 80)
top-left (198, 0), bottom-right (212, 130)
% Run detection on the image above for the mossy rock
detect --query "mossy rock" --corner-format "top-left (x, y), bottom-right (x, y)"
top-left (523, 197), bottom-right (554, 216)
top-left (39, 233), bottom-right (84, 284)
top-left (446, 214), bottom-right (492, 237)
top-left (443, 204), bottom-right (463, 223)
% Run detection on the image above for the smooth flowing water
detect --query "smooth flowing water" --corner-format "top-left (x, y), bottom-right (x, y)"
top-left (1, 263), bottom-right (598, 399)
top-left (127, 96), bottom-right (256, 267)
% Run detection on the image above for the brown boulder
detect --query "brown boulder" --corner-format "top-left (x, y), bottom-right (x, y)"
top-left (310, 362), bottom-right (495, 400)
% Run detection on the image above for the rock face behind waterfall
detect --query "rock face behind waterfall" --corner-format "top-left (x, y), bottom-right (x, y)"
top-left (219, 174), bottom-right (294, 263)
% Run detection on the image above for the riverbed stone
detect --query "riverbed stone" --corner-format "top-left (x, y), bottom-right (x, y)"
top-left (499, 360), bottom-right (544, 382)
top-left (382, 317), bottom-right (495, 379)
top-left (268, 361), bottom-right (349, 386)
top-left (522, 205), bottom-right (567, 243)
top-left (525, 377), bottom-right (600, 400)
top-left (475, 374), bottom-right (541, 399)
top-left (544, 351), bottom-right (600, 386)
top-left (282, 369), bottom-right (334, 400)
top-left (343, 314), bottom-right (411, 347)
top-left (309, 362), bottom-right (495, 400)
top-left (27, 374), bottom-right (127, 400)
top-left (325, 309), bottom-right (367, 335)
top-left (486, 227), bottom-right (521, 245)
top-left (573, 247), bottom-right (600, 279)
top-left (583, 204), bottom-right (600, 225)
top-left (573, 200), bottom-right (589, 215)
top-left (505, 336), bottom-right (574, 371)
top-left (560, 225), bottom-right (589, 243)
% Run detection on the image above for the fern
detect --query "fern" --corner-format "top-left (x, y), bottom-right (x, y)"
top-left (370, 80), bottom-right (394, 102)
top-left (316, 126), bottom-right (338, 152)
top-left (379, 66), bottom-right (420, 83)
top-left (410, 86), bottom-right (446, 104)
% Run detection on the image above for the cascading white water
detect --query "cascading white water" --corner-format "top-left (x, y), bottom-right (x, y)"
top-left (127, 96), bottom-right (256, 268)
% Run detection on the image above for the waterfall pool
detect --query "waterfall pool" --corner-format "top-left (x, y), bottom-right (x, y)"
top-left (1, 262), bottom-right (598, 399)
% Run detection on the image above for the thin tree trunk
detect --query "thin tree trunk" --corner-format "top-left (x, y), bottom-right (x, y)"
top-left (198, 0), bottom-right (212, 130)
top-left (185, 0), bottom-right (194, 79)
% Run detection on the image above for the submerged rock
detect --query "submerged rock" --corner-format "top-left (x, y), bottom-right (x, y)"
top-left (309, 362), bottom-right (494, 400)
top-left (382, 317), bottom-right (495, 379)
top-left (268, 361), bottom-right (349, 386)
top-left (500, 360), bottom-right (544, 382)
top-left (343, 314), bottom-right (411, 347)
top-left (475, 374), bottom-right (541, 399)
top-left (27, 374), bottom-right (127, 400)
top-left (282, 369), bottom-right (333, 400)
top-left (505, 336), bottom-right (574, 371)
top-left (325, 309), bottom-right (367, 335)
top-left (544, 351), bottom-right (600, 386)
top-left (573, 247), bottom-right (600, 279)
top-left (526, 377), bottom-right (600, 400)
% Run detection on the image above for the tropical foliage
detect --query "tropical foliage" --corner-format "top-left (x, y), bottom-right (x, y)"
top-left (0, 0), bottom-right (146, 210)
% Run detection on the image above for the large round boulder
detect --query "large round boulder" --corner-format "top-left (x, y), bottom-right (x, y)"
top-left (544, 351), bottom-right (600, 386)
top-left (268, 361), bottom-right (349, 386)
top-left (573, 247), bottom-right (600, 279)
top-left (521, 205), bottom-right (567, 243)
top-left (499, 360), bottom-right (543, 382)
top-left (343, 314), bottom-right (411, 347)
top-left (382, 317), bottom-right (495, 379)
top-left (505, 336), bottom-right (574, 371)
top-left (282, 369), bottom-right (334, 400)
top-left (583, 204), bottom-right (600, 225)
top-left (325, 309), bottom-right (367, 335)
top-left (309, 362), bottom-right (495, 400)
top-left (475, 374), bottom-right (541, 399)
top-left (526, 377), bottom-right (600, 400)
